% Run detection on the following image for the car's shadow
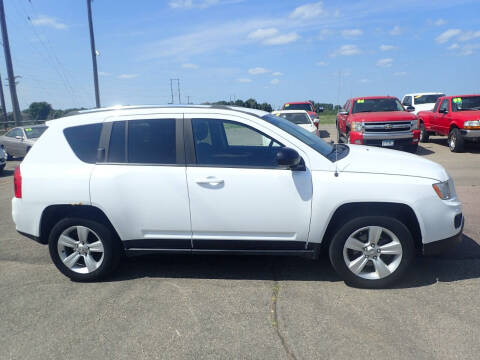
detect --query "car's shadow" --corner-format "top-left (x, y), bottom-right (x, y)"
top-left (107, 234), bottom-right (480, 289)
top-left (428, 138), bottom-right (480, 154)
top-left (416, 145), bottom-right (435, 155)
top-left (1, 169), bottom-right (14, 177)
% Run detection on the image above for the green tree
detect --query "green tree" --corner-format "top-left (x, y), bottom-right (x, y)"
top-left (27, 102), bottom-right (53, 121)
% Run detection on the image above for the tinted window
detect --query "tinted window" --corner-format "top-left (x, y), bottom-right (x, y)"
top-left (24, 126), bottom-right (47, 139)
top-left (275, 113), bottom-right (311, 125)
top-left (64, 123), bottom-right (102, 163)
top-left (413, 94), bottom-right (444, 105)
top-left (128, 119), bottom-right (176, 164)
top-left (5, 128), bottom-right (22, 138)
top-left (439, 99), bottom-right (449, 112)
top-left (433, 99), bottom-right (441, 112)
top-left (283, 103), bottom-right (313, 112)
top-left (352, 98), bottom-right (404, 113)
top-left (108, 121), bottom-right (126, 162)
top-left (451, 96), bottom-right (480, 111)
top-left (402, 96), bottom-right (412, 106)
top-left (192, 118), bottom-right (282, 167)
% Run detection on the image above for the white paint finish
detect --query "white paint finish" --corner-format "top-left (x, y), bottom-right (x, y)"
top-left (187, 166), bottom-right (312, 243)
top-left (90, 164), bottom-right (191, 241)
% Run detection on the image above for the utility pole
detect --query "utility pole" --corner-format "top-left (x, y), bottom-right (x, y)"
top-left (87, 0), bottom-right (100, 108)
top-left (169, 79), bottom-right (180, 104)
top-left (0, 0), bottom-right (21, 125)
top-left (0, 73), bottom-right (7, 129)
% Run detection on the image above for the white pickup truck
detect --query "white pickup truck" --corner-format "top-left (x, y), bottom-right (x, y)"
top-left (402, 93), bottom-right (445, 115)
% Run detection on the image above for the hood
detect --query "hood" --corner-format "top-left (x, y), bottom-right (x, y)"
top-left (337, 145), bottom-right (449, 181)
top-left (350, 111), bottom-right (417, 122)
top-left (298, 123), bottom-right (317, 133)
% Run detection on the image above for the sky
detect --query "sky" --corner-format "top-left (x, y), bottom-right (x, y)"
top-left (2, 0), bottom-right (480, 111)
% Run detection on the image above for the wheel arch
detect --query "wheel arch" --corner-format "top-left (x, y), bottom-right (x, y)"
top-left (320, 202), bottom-right (422, 253)
top-left (39, 204), bottom-right (122, 246)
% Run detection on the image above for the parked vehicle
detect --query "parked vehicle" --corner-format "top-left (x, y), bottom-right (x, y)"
top-left (0, 146), bottom-right (6, 174)
top-left (336, 96), bottom-right (420, 153)
top-left (417, 95), bottom-right (480, 152)
top-left (0, 125), bottom-right (48, 159)
top-left (402, 93), bottom-right (445, 115)
top-left (282, 101), bottom-right (319, 127)
top-left (271, 110), bottom-right (319, 136)
top-left (12, 105), bottom-right (463, 288)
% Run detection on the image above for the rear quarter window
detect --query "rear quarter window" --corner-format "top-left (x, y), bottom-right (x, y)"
top-left (63, 123), bottom-right (102, 164)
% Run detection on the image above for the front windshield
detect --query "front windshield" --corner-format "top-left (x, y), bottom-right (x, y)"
top-left (452, 96), bottom-right (480, 111)
top-left (276, 112), bottom-right (311, 125)
top-left (414, 94), bottom-right (444, 105)
top-left (352, 98), bottom-right (404, 113)
top-left (283, 103), bottom-right (313, 112)
top-left (24, 126), bottom-right (47, 139)
top-left (263, 114), bottom-right (333, 157)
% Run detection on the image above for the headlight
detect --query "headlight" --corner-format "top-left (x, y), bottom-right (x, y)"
top-left (411, 119), bottom-right (419, 130)
top-left (351, 121), bottom-right (364, 132)
top-left (464, 120), bottom-right (480, 129)
top-left (432, 179), bottom-right (453, 200)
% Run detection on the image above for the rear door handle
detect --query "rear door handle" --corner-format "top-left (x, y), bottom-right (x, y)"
top-left (195, 177), bottom-right (224, 185)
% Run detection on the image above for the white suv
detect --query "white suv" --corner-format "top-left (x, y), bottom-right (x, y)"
top-left (12, 105), bottom-right (463, 288)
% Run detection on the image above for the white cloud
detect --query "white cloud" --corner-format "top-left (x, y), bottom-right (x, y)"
top-left (380, 44), bottom-right (396, 51)
top-left (316, 61), bottom-right (328, 66)
top-left (448, 43), bottom-right (459, 50)
top-left (248, 28), bottom-right (278, 40)
top-left (182, 63), bottom-right (199, 69)
top-left (290, 2), bottom-right (326, 20)
top-left (98, 71), bottom-right (111, 76)
top-left (394, 71), bottom-right (407, 76)
top-left (435, 18), bottom-right (447, 26)
top-left (31, 15), bottom-right (67, 30)
top-left (263, 32), bottom-right (300, 45)
top-left (248, 67), bottom-right (269, 75)
top-left (318, 28), bottom-right (331, 40)
top-left (390, 25), bottom-right (402, 36)
top-left (117, 74), bottom-right (139, 79)
top-left (459, 44), bottom-right (480, 56)
top-left (435, 29), bottom-right (461, 43)
top-left (272, 72), bottom-right (283, 76)
top-left (342, 29), bottom-right (363, 38)
top-left (169, 0), bottom-right (242, 9)
top-left (331, 44), bottom-right (360, 56)
top-left (270, 78), bottom-right (280, 85)
top-left (237, 78), bottom-right (252, 83)
top-left (458, 30), bottom-right (480, 42)
top-left (376, 58), bottom-right (393, 67)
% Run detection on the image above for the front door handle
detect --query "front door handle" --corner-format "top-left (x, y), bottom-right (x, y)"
top-left (195, 177), bottom-right (224, 185)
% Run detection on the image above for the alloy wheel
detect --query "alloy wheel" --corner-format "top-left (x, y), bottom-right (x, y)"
top-left (343, 226), bottom-right (403, 280)
top-left (57, 225), bottom-right (105, 274)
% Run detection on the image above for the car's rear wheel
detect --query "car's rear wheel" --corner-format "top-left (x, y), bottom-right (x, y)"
top-left (419, 122), bottom-right (429, 143)
top-left (448, 128), bottom-right (464, 152)
top-left (329, 216), bottom-right (414, 288)
top-left (48, 218), bottom-right (121, 281)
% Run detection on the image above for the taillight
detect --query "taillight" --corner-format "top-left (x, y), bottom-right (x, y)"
top-left (14, 166), bottom-right (22, 198)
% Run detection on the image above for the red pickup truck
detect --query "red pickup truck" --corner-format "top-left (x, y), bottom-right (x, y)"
top-left (336, 96), bottom-right (420, 153)
top-left (417, 95), bottom-right (480, 152)
top-left (282, 101), bottom-right (319, 127)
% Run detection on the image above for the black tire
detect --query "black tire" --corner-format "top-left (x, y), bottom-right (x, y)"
top-left (6, 152), bottom-right (13, 160)
top-left (419, 122), bottom-right (429, 143)
top-left (0, 164), bottom-right (4, 174)
top-left (448, 128), bottom-right (464, 152)
top-left (328, 216), bottom-right (415, 289)
top-left (336, 122), bottom-right (343, 143)
top-left (48, 218), bottom-right (121, 282)
top-left (405, 144), bottom-right (418, 154)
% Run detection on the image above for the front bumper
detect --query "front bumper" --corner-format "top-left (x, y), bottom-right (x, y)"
top-left (460, 129), bottom-right (480, 139)
top-left (349, 130), bottom-right (420, 147)
top-left (423, 214), bottom-right (464, 256)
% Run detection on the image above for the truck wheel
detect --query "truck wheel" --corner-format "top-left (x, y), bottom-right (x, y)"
top-left (48, 218), bottom-right (121, 282)
top-left (419, 122), bottom-right (429, 143)
top-left (329, 216), bottom-right (414, 289)
top-left (448, 128), bottom-right (464, 152)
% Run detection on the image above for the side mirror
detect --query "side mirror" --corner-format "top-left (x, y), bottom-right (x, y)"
top-left (406, 105), bottom-right (415, 112)
top-left (338, 109), bottom-right (348, 115)
top-left (277, 147), bottom-right (304, 170)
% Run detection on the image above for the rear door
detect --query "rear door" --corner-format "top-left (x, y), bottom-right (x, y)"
top-left (4, 128), bottom-right (23, 156)
top-left (90, 114), bottom-right (192, 251)
top-left (185, 114), bottom-right (312, 251)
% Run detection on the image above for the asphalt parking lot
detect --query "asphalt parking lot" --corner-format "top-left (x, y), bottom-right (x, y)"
top-left (1, 123), bottom-right (479, 360)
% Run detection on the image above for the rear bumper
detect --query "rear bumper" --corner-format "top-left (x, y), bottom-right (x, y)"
top-left (423, 215), bottom-right (464, 256)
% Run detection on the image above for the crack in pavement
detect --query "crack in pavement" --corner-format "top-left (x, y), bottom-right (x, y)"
top-left (270, 261), bottom-right (297, 360)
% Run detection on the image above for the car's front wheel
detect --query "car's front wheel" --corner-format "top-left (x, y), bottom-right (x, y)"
top-left (48, 218), bottom-right (121, 281)
top-left (448, 128), bottom-right (464, 152)
top-left (329, 216), bottom-right (414, 288)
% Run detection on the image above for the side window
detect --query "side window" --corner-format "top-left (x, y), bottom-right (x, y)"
top-left (5, 128), bottom-right (21, 138)
top-left (64, 123), bottom-right (102, 163)
top-left (192, 118), bottom-right (283, 168)
top-left (403, 96), bottom-right (412, 106)
top-left (439, 99), bottom-right (449, 113)
top-left (108, 121), bottom-right (126, 163)
top-left (127, 119), bottom-right (176, 164)
top-left (433, 99), bottom-right (441, 112)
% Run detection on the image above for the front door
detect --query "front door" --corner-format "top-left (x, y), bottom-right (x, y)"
top-left (185, 115), bottom-right (312, 251)
top-left (90, 115), bottom-right (192, 250)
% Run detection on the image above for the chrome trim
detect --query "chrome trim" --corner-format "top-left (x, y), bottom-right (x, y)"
top-left (461, 129), bottom-right (480, 138)
top-left (362, 131), bottom-right (413, 140)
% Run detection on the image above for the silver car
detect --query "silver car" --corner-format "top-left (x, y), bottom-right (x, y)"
top-left (0, 125), bottom-right (47, 159)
